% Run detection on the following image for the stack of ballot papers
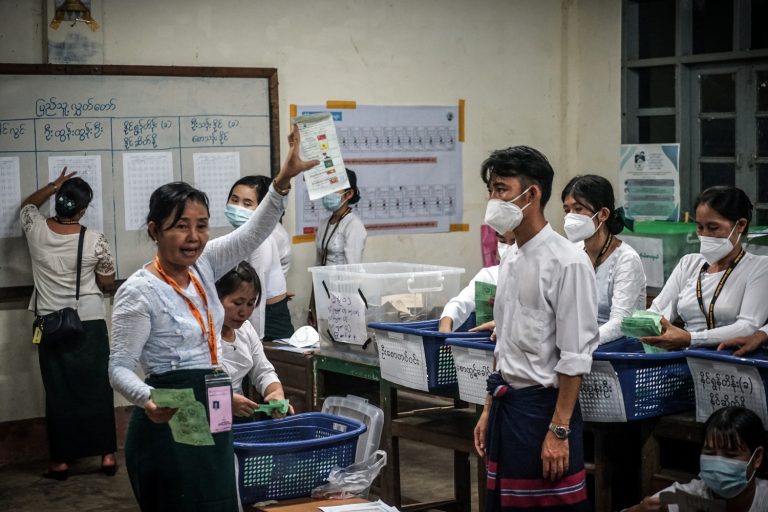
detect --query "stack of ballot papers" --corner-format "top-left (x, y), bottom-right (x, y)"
top-left (621, 311), bottom-right (662, 338)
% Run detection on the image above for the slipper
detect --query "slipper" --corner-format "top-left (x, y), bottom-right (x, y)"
top-left (42, 469), bottom-right (68, 481)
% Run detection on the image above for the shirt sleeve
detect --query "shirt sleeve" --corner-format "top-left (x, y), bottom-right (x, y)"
top-left (440, 267), bottom-right (495, 330)
top-left (599, 250), bottom-right (646, 344)
top-left (109, 281), bottom-right (154, 407)
top-left (20, 204), bottom-right (43, 235)
top-left (343, 217), bottom-right (367, 264)
top-left (202, 184), bottom-right (287, 280)
top-left (554, 260), bottom-right (599, 376)
top-left (689, 256), bottom-right (768, 346)
top-left (243, 324), bottom-right (281, 395)
top-left (94, 232), bottom-right (116, 276)
top-left (648, 255), bottom-right (692, 320)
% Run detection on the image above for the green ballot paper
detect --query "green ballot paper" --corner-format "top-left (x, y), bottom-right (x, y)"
top-left (621, 310), bottom-right (663, 339)
top-left (253, 399), bottom-right (290, 415)
top-left (151, 388), bottom-right (214, 446)
top-left (475, 281), bottom-right (497, 325)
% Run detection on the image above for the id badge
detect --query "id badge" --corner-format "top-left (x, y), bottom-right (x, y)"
top-left (204, 372), bottom-right (232, 433)
top-left (32, 318), bottom-right (43, 345)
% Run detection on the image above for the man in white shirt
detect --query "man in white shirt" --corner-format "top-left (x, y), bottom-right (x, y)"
top-left (473, 146), bottom-right (599, 511)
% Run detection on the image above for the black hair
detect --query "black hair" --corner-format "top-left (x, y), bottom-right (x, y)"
top-left (694, 186), bottom-right (753, 231)
top-left (146, 182), bottom-right (209, 240)
top-left (345, 169), bottom-right (361, 205)
top-left (561, 175), bottom-right (626, 235)
top-left (704, 406), bottom-right (766, 473)
top-left (55, 178), bottom-right (93, 218)
top-left (215, 260), bottom-right (262, 307)
top-left (227, 175), bottom-right (271, 205)
top-left (480, 146), bottom-right (554, 207)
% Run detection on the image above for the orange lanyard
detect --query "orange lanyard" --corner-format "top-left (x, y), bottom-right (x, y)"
top-left (153, 256), bottom-right (218, 366)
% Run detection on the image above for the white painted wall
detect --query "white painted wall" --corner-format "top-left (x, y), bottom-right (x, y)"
top-left (0, 0), bottom-right (621, 422)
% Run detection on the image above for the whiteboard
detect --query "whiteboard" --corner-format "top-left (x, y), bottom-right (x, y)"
top-left (0, 65), bottom-right (279, 290)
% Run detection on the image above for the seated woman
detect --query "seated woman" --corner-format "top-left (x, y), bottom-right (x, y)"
top-left (562, 175), bottom-right (646, 344)
top-left (627, 406), bottom-right (767, 511)
top-left (438, 230), bottom-right (515, 333)
top-left (215, 261), bottom-right (291, 419)
top-left (642, 186), bottom-right (768, 350)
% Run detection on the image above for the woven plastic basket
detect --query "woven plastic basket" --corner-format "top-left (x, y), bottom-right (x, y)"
top-left (580, 337), bottom-right (694, 422)
top-left (446, 337), bottom-right (495, 404)
top-left (233, 412), bottom-right (366, 503)
top-left (369, 315), bottom-right (488, 392)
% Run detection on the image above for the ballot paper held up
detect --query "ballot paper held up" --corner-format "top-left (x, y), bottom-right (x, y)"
top-left (151, 387), bottom-right (214, 446)
top-left (292, 113), bottom-right (350, 200)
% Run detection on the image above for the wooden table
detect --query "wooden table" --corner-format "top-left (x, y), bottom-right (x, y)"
top-left (256, 497), bottom-right (369, 512)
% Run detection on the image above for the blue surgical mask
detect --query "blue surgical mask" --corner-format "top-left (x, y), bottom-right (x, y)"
top-left (699, 451), bottom-right (756, 498)
top-left (322, 192), bottom-right (344, 212)
top-left (224, 204), bottom-right (254, 228)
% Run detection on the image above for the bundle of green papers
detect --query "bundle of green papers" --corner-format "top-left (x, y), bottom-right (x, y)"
top-left (254, 399), bottom-right (290, 415)
top-left (621, 311), bottom-right (662, 338)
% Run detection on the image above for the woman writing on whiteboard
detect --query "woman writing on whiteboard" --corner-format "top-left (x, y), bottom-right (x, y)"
top-left (224, 175), bottom-right (294, 341)
top-left (108, 126), bottom-right (315, 511)
top-left (20, 169), bottom-right (117, 479)
top-left (561, 175), bottom-right (646, 344)
top-left (641, 186), bottom-right (768, 351)
top-left (308, 169), bottom-right (367, 327)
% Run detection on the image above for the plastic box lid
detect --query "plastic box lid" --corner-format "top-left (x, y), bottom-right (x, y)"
top-left (321, 395), bottom-right (384, 463)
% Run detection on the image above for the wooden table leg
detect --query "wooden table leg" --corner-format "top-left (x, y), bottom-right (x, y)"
top-left (378, 379), bottom-right (400, 506)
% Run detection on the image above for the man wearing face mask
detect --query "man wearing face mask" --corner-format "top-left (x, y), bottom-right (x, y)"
top-left (473, 146), bottom-right (598, 511)
top-left (641, 186), bottom-right (768, 351)
top-left (307, 169), bottom-right (367, 327)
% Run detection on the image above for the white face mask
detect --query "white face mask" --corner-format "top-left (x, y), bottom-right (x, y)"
top-left (484, 186), bottom-right (532, 235)
top-left (563, 212), bottom-right (601, 243)
top-left (699, 224), bottom-right (738, 265)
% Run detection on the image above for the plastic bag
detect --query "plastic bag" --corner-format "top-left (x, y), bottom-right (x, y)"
top-left (311, 450), bottom-right (387, 499)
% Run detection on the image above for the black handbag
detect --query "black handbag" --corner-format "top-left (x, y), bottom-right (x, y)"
top-left (33, 226), bottom-right (86, 343)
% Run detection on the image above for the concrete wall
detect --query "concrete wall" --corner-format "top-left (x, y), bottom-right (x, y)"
top-left (0, 0), bottom-right (621, 424)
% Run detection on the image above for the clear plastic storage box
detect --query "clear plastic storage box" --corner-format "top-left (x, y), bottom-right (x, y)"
top-left (309, 262), bottom-right (464, 364)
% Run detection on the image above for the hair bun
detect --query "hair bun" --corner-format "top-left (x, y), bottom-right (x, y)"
top-left (56, 194), bottom-right (78, 215)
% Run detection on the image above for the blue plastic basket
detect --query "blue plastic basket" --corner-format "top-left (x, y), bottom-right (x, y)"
top-left (369, 314), bottom-right (489, 391)
top-left (581, 337), bottom-right (695, 421)
top-left (233, 412), bottom-right (367, 504)
top-left (446, 337), bottom-right (495, 404)
top-left (685, 347), bottom-right (768, 420)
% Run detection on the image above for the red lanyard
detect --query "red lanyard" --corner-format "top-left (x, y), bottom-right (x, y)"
top-left (153, 256), bottom-right (218, 366)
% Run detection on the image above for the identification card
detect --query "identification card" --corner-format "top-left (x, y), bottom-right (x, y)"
top-left (204, 372), bottom-right (232, 433)
top-left (32, 325), bottom-right (42, 345)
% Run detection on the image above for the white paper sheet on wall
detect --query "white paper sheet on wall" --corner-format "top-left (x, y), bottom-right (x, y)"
top-left (122, 151), bottom-right (174, 231)
top-left (0, 156), bottom-right (21, 238)
top-left (193, 152), bottom-right (241, 228)
top-left (48, 155), bottom-right (103, 232)
top-left (292, 113), bottom-right (349, 200)
top-left (617, 234), bottom-right (664, 288)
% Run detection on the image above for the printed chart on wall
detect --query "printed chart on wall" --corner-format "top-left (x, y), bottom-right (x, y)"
top-left (293, 105), bottom-right (463, 236)
top-left (619, 143), bottom-right (680, 221)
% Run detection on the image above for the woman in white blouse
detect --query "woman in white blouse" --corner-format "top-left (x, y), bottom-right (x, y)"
top-left (21, 169), bottom-right (117, 479)
top-left (215, 261), bottom-right (291, 419)
top-left (561, 175), bottom-right (646, 344)
top-left (643, 186), bottom-right (768, 350)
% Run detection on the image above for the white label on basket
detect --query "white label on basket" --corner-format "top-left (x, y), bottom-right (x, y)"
top-left (687, 358), bottom-right (768, 429)
top-left (579, 361), bottom-right (627, 423)
top-left (377, 332), bottom-right (429, 391)
top-left (327, 288), bottom-right (367, 345)
top-left (452, 346), bottom-right (495, 405)
top-left (332, 422), bottom-right (348, 432)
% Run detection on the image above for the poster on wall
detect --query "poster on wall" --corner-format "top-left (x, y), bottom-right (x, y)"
top-left (293, 104), bottom-right (463, 236)
top-left (619, 143), bottom-right (680, 221)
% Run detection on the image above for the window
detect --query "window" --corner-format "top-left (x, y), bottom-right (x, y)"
top-left (623, 0), bottom-right (768, 220)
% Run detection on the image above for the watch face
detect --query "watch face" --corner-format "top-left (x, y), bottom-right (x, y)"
top-left (554, 426), bottom-right (568, 439)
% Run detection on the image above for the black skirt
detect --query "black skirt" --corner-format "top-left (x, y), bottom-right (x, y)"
top-left (37, 319), bottom-right (116, 461)
top-left (263, 296), bottom-right (295, 341)
top-left (125, 369), bottom-right (238, 512)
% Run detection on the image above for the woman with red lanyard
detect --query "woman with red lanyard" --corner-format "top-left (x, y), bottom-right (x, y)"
top-left (108, 126), bottom-right (315, 512)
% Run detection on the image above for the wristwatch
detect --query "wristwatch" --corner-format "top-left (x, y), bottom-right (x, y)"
top-left (548, 422), bottom-right (571, 440)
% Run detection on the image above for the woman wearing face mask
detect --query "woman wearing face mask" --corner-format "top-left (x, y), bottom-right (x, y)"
top-left (561, 175), bottom-right (646, 344)
top-left (215, 261), bottom-right (292, 420)
top-left (642, 186), bottom-right (768, 351)
top-left (627, 406), bottom-right (767, 511)
top-left (307, 169), bottom-right (366, 327)
top-left (224, 175), bottom-right (294, 341)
